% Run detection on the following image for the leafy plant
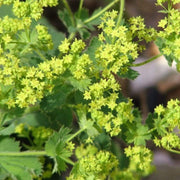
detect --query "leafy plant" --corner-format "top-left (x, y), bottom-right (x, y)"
top-left (0, 0), bottom-right (180, 179)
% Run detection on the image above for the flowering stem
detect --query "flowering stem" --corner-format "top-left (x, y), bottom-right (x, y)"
top-left (78, 0), bottom-right (84, 18)
top-left (146, 127), bottom-right (156, 135)
top-left (131, 54), bottom-right (162, 67)
top-left (116, 0), bottom-right (125, 27)
top-left (84, 0), bottom-right (119, 24)
top-left (166, 148), bottom-right (180, 154)
top-left (59, 156), bottom-right (75, 166)
top-left (67, 127), bottom-right (86, 142)
top-left (0, 151), bottom-right (46, 156)
top-left (62, 0), bottom-right (75, 27)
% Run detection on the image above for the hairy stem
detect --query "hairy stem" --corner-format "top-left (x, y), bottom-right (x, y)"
top-left (166, 148), bottom-right (180, 154)
top-left (59, 156), bottom-right (75, 166)
top-left (0, 151), bottom-right (46, 156)
top-left (131, 54), bottom-right (162, 67)
top-left (84, 0), bottom-right (119, 24)
top-left (67, 127), bottom-right (86, 142)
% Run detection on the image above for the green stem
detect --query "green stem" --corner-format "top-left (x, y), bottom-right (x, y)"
top-left (67, 127), bottom-right (86, 142)
top-left (84, 0), bottom-right (119, 24)
top-left (112, 0), bottom-right (124, 44)
top-left (0, 151), bottom-right (46, 156)
top-left (68, 32), bottom-right (76, 42)
top-left (10, 41), bottom-right (27, 45)
top-left (59, 156), bottom-right (75, 166)
top-left (78, 0), bottom-right (84, 18)
top-left (131, 54), bottom-right (162, 67)
top-left (62, 0), bottom-right (75, 27)
top-left (146, 127), bottom-right (156, 135)
top-left (166, 148), bottom-right (180, 154)
top-left (116, 0), bottom-right (125, 27)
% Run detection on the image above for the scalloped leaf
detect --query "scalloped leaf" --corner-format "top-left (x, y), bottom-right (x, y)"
top-left (45, 127), bottom-right (72, 173)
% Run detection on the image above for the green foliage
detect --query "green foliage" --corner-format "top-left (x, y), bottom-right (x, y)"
top-left (0, 0), bottom-right (180, 179)
top-left (0, 137), bottom-right (42, 180)
top-left (45, 127), bottom-right (74, 173)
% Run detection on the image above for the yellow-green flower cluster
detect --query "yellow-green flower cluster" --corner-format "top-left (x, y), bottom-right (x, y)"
top-left (0, 37), bottom-right (92, 109)
top-left (84, 78), bottom-right (134, 136)
top-left (69, 145), bottom-right (118, 180)
top-left (157, 8), bottom-right (180, 61)
top-left (15, 123), bottom-right (25, 134)
top-left (36, 24), bottom-right (53, 50)
top-left (0, 53), bottom-right (66, 108)
top-left (30, 126), bottom-right (53, 146)
top-left (0, 16), bottom-right (31, 36)
top-left (129, 16), bottom-right (157, 43)
top-left (156, 0), bottom-right (180, 6)
top-left (154, 99), bottom-right (180, 132)
top-left (0, 0), bottom-right (58, 20)
top-left (15, 123), bottom-right (53, 147)
top-left (154, 133), bottom-right (180, 150)
top-left (39, 0), bottom-right (58, 7)
top-left (81, 11), bottom-right (140, 137)
top-left (59, 38), bottom-right (86, 55)
top-left (0, 0), bottom-right (14, 6)
top-left (154, 99), bottom-right (180, 151)
top-left (97, 11), bottom-right (138, 76)
top-left (59, 38), bottom-right (93, 80)
top-left (125, 146), bottom-right (153, 176)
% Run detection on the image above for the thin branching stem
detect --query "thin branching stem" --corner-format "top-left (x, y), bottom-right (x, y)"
top-left (84, 0), bottom-right (119, 24)
top-left (0, 151), bottom-right (46, 156)
top-left (67, 127), bottom-right (86, 142)
top-left (78, 0), bottom-right (84, 18)
top-left (116, 0), bottom-right (125, 27)
top-left (131, 54), bottom-right (162, 67)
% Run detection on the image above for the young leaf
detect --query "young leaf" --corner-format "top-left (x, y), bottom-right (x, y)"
top-left (125, 124), bottom-right (151, 146)
top-left (45, 127), bottom-right (73, 173)
top-left (67, 77), bottom-right (91, 92)
top-left (77, 109), bottom-right (99, 137)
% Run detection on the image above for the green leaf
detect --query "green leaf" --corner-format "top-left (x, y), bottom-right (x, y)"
top-left (125, 124), bottom-right (151, 146)
top-left (119, 68), bottom-right (139, 80)
top-left (0, 5), bottom-right (15, 18)
top-left (0, 123), bottom-right (16, 135)
top-left (77, 109), bottom-right (99, 137)
top-left (0, 137), bottom-right (20, 152)
top-left (85, 37), bottom-right (101, 63)
top-left (53, 156), bottom-right (67, 173)
top-left (45, 127), bottom-right (73, 173)
top-left (0, 156), bottom-right (42, 180)
top-left (40, 84), bottom-right (73, 112)
top-left (0, 137), bottom-right (42, 180)
top-left (68, 77), bottom-right (91, 92)
top-left (58, 9), bottom-right (74, 33)
top-left (45, 127), bottom-right (71, 156)
top-left (48, 107), bottom-right (73, 128)
top-left (154, 117), bottom-right (169, 136)
top-left (86, 7), bottom-right (102, 27)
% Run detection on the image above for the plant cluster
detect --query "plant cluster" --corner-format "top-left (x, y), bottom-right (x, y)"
top-left (0, 0), bottom-right (180, 179)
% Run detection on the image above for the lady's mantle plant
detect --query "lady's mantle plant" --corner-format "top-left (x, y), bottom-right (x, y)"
top-left (0, 0), bottom-right (180, 179)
